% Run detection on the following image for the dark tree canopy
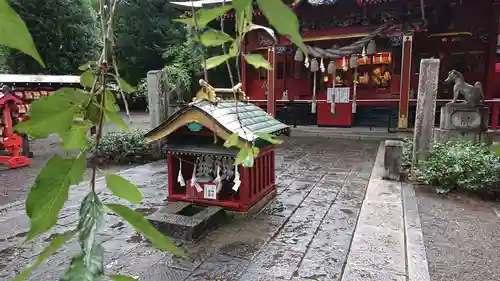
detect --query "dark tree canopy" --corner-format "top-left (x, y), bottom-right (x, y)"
top-left (2, 0), bottom-right (101, 75)
top-left (113, 0), bottom-right (187, 84)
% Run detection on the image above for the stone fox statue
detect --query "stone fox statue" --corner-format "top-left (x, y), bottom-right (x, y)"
top-left (444, 70), bottom-right (484, 107)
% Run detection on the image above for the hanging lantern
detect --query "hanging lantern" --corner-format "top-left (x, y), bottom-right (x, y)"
top-left (350, 55), bottom-right (359, 68)
top-left (294, 49), bottom-right (304, 61)
top-left (342, 56), bottom-right (348, 71)
top-left (304, 55), bottom-right (310, 68)
top-left (327, 60), bottom-right (336, 74)
top-left (320, 58), bottom-right (325, 72)
top-left (367, 40), bottom-right (376, 55)
top-left (310, 58), bottom-right (319, 72)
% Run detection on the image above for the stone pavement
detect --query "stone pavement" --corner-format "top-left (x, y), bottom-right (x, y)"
top-left (416, 186), bottom-right (500, 281)
top-left (0, 137), bottom-right (412, 281)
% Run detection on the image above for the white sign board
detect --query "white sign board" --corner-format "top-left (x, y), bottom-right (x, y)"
top-left (327, 87), bottom-right (350, 103)
top-left (204, 184), bottom-right (217, 200)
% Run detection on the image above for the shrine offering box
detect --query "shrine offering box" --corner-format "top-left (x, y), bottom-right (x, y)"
top-left (144, 100), bottom-right (290, 212)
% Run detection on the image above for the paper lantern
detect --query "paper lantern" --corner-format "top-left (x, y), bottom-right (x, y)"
top-left (327, 60), bottom-right (336, 74)
top-left (320, 58), bottom-right (325, 72)
top-left (350, 55), bottom-right (359, 68)
top-left (294, 49), bottom-right (304, 61)
top-left (367, 40), bottom-right (376, 55)
top-left (310, 58), bottom-right (319, 72)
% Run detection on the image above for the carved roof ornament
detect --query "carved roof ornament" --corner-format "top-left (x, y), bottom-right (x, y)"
top-left (193, 79), bottom-right (248, 103)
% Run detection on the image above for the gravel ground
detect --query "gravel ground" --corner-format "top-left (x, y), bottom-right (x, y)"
top-left (415, 186), bottom-right (500, 281)
top-left (0, 112), bottom-right (150, 206)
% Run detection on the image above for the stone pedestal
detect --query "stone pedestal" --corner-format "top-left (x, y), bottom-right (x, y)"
top-left (435, 103), bottom-right (490, 144)
top-left (439, 103), bottom-right (489, 132)
top-left (433, 128), bottom-right (494, 144)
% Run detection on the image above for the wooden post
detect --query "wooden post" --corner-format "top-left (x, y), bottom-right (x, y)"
top-left (411, 59), bottom-right (440, 177)
top-left (267, 46), bottom-right (276, 118)
top-left (147, 70), bottom-right (169, 153)
top-left (398, 35), bottom-right (413, 129)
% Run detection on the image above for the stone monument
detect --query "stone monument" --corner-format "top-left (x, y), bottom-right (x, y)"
top-left (434, 70), bottom-right (492, 143)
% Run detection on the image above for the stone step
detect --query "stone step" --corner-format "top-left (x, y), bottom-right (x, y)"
top-left (146, 202), bottom-right (227, 241)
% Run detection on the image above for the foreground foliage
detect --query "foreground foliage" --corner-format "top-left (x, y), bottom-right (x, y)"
top-left (1, 0), bottom-right (101, 74)
top-left (2, 0), bottom-right (305, 280)
top-left (413, 141), bottom-right (500, 194)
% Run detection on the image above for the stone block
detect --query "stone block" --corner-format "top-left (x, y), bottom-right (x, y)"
top-left (433, 128), bottom-right (494, 144)
top-left (147, 203), bottom-right (227, 241)
top-left (383, 140), bottom-right (403, 181)
top-left (439, 103), bottom-right (489, 132)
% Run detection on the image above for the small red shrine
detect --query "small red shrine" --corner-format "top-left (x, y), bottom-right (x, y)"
top-left (144, 93), bottom-right (290, 212)
top-left (171, 0), bottom-right (500, 130)
top-left (0, 74), bottom-right (80, 157)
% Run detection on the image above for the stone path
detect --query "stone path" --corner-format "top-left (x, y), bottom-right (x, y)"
top-left (0, 137), bottom-right (380, 281)
top-left (0, 112), bottom-right (151, 206)
top-left (416, 186), bottom-right (500, 281)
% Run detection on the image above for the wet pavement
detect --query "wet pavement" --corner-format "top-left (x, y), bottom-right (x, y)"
top-left (415, 187), bottom-right (500, 281)
top-left (0, 112), bottom-right (150, 206)
top-left (0, 137), bottom-right (379, 281)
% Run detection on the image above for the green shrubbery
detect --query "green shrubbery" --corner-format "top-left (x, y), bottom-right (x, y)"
top-left (89, 130), bottom-right (162, 165)
top-left (404, 139), bottom-right (500, 194)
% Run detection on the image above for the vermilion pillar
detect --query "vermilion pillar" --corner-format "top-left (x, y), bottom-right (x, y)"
top-left (398, 34), bottom-right (413, 129)
top-left (267, 46), bottom-right (276, 117)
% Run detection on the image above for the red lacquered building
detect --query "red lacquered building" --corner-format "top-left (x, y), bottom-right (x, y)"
top-left (171, 0), bottom-right (500, 131)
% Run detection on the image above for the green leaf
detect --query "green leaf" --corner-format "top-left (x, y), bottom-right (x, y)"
top-left (105, 203), bottom-right (186, 257)
top-left (224, 133), bottom-right (240, 148)
top-left (173, 5), bottom-right (233, 29)
top-left (256, 132), bottom-right (283, 145)
top-left (200, 28), bottom-right (234, 47)
top-left (78, 61), bottom-right (98, 71)
top-left (235, 147), bottom-right (260, 168)
top-left (92, 102), bottom-right (129, 131)
top-left (86, 101), bottom-right (101, 125)
top-left (26, 153), bottom-right (86, 240)
top-left (0, 0), bottom-right (44, 67)
top-left (78, 192), bottom-right (104, 267)
top-left (11, 230), bottom-right (76, 281)
top-left (104, 90), bottom-right (120, 113)
top-left (118, 78), bottom-right (135, 94)
top-left (60, 119), bottom-right (93, 151)
top-left (233, 0), bottom-right (252, 12)
top-left (244, 54), bottom-right (272, 70)
top-left (108, 276), bottom-right (137, 281)
top-left (205, 54), bottom-right (234, 70)
top-left (235, 147), bottom-right (251, 166)
top-left (234, 0), bottom-right (253, 33)
top-left (229, 40), bottom-right (239, 56)
top-left (62, 244), bottom-right (103, 281)
top-left (243, 147), bottom-right (260, 168)
top-left (257, 0), bottom-right (306, 52)
top-left (247, 24), bottom-right (277, 43)
top-left (104, 108), bottom-right (129, 131)
top-left (80, 70), bottom-right (95, 89)
top-left (105, 174), bottom-right (142, 205)
top-left (15, 88), bottom-right (90, 138)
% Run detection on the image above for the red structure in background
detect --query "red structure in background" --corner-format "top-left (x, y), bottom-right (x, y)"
top-left (225, 0), bottom-right (500, 130)
top-left (0, 75), bottom-right (81, 157)
top-left (0, 92), bottom-right (30, 169)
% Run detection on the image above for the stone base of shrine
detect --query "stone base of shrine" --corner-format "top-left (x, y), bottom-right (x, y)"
top-left (226, 188), bottom-right (277, 219)
top-left (146, 202), bottom-right (227, 241)
top-left (433, 128), bottom-right (497, 144)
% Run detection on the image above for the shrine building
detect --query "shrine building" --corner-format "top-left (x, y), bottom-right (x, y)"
top-left (170, 0), bottom-right (500, 130)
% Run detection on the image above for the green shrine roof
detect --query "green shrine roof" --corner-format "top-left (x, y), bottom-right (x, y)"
top-left (144, 99), bottom-right (290, 144)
